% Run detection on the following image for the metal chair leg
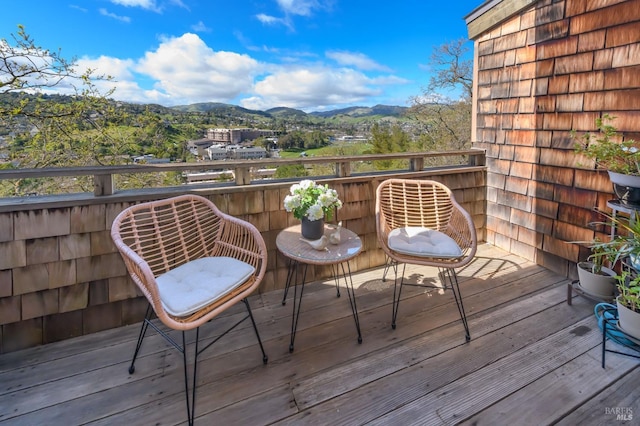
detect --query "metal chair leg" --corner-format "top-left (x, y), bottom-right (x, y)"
top-left (130, 300), bottom-right (268, 425)
top-left (182, 330), bottom-right (195, 426)
top-left (128, 304), bottom-right (153, 374)
top-left (243, 298), bottom-right (268, 364)
top-left (440, 267), bottom-right (471, 342)
top-left (382, 256), bottom-right (397, 282)
top-left (391, 264), bottom-right (406, 330)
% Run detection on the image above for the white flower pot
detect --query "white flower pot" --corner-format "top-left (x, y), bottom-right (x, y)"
top-left (616, 296), bottom-right (640, 340)
top-left (576, 262), bottom-right (616, 298)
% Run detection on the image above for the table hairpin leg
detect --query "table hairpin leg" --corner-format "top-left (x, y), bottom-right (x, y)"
top-left (333, 261), bottom-right (362, 344)
top-left (288, 261), bottom-right (308, 352)
top-left (282, 258), bottom-right (297, 305)
top-left (330, 264), bottom-right (341, 298)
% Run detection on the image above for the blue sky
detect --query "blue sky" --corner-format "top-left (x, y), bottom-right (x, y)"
top-left (2, 0), bottom-right (483, 112)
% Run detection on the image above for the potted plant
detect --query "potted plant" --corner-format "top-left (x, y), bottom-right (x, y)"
top-left (571, 207), bottom-right (640, 298)
top-left (594, 210), bottom-right (640, 269)
top-left (614, 271), bottom-right (640, 340)
top-left (587, 210), bottom-right (640, 339)
top-left (283, 179), bottom-right (342, 240)
top-left (574, 115), bottom-right (640, 207)
top-left (575, 239), bottom-right (617, 299)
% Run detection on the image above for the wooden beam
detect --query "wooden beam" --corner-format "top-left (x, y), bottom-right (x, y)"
top-left (466, 0), bottom-right (539, 40)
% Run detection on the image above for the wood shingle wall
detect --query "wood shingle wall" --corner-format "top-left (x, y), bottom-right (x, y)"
top-left (468, 0), bottom-right (640, 276)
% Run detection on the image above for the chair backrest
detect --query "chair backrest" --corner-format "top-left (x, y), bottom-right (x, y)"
top-left (376, 178), bottom-right (477, 267)
top-left (376, 178), bottom-right (454, 232)
top-left (113, 195), bottom-right (223, 277)
top-left (110, 194), bottom-right (267, 328)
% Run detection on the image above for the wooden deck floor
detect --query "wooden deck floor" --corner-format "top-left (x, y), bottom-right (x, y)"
top-left (1, 243), bottom-right (639, 425)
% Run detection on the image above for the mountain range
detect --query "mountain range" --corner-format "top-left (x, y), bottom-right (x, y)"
top-left (171, 103), bottom-right (409, 119)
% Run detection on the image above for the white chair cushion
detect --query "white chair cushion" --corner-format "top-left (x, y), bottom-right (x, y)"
top-left (388, 227), bottom-right (462, 258)
top-left (156, 257), bottom-right (255, 317)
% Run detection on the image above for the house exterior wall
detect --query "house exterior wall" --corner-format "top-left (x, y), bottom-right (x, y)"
top-left (0, 169), bottom-right (485, 353)
top-left (467, 0), bottom-right (640, 276)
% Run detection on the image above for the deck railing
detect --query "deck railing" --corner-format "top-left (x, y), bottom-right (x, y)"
top-left (0, 149), bottom-right (485, 197)
top-left (0, 149), bottom-right (487, 353)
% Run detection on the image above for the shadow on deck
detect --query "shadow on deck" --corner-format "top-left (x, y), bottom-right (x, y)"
top-left (1, 244), bottom-right (639, 425)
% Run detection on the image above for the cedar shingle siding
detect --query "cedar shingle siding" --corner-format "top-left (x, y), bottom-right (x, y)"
top-left (468, 0), bottom-right (640, 275)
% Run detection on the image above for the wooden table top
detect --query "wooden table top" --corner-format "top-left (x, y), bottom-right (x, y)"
top-left (276, 224), bottom-right (362, 265)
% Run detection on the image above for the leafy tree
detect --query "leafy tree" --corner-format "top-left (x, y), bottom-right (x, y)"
top-left (410, 38), bottom-right (472, 154)
top-left (370, 123), bottom-right (410, 170)
top-left (425, 38), bottom-right (473, 100)
top-left (278, 131), bottom-right (306, 150)
top-left (305, 130), bottom-right (329, 149)
top-left (274, 164), bottom-right (308, 179)
top-left (0, 26), bottom-right (184, 195)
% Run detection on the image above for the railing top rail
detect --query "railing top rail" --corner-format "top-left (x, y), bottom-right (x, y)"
top-left (0, 149), bottom-right (484, 179)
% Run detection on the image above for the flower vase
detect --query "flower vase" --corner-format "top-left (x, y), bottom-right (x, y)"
top-left (301, 217), bottom-right (324, 240)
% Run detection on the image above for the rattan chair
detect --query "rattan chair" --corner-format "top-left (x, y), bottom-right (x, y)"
top-left (110, 194), bottom-right (268, 425)
top-left (375, 179), bottom-right (477, 341)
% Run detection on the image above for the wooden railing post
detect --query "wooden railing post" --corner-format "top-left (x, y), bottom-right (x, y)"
top-left (468, 148), bottom-right (486, 166)
top-left (336, 161), bottom-right (351, 177)
top-left (234, 167), bottom-right (251, 185)
top-left (410, 157), bottom-right (424, 171)
top-left (94, 174), bottom-right (114, 196)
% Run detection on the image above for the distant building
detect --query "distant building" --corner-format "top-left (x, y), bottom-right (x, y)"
top-left (188, 137), bottom-right (216, 157)
top-left (204, 145), bottom-right (267, 160)
top-left (230, 147), bottom-right (267, 160)
top-left (336, 135), bottom-right (369, 142)
top-left (189, 128), bottom-right (275, 159)
top-left (132, 154), bottom-right (170, 164)
top-left (205, 147), bottom-right (227, 160)
top-left (206, 128), bottom-right (275, 144)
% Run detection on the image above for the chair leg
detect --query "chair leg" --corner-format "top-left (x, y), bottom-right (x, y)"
top-left (382, 256), bottom-right (396, 282)
top-left (132, 301), bottom-right (267, 425)
top-left (243, 298), bottom-right (269, 364)
top-left (439, 267), bottom-right (471, 342)
top-left (128, 304), bottom-right (153, 374)
top-left (179, 328), bottom-right (202, 426)
top-left (391, 263), bottom-right (406, 330)
top-left (181, 330), bottom-right (194, 426)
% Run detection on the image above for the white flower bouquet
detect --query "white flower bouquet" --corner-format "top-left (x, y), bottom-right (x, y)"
top-left (283, 179), bottom-right (342, 221)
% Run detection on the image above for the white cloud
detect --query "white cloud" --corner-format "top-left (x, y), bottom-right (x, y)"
top-left (276, 0), bottom-right (331, 17)
top-left (256, 13), bottom-right (292, 30)
top-left (276, 0), bottom-right (314, 16)
top-left (243, 66), bottom-right (381, 110)
top-left (109, 0), bottom-right (158, 9)
top-left (75, 56), bottom-right (146, 99)
top-left (107, 0), bottom-right (187, 13)
top-left (191, 21), bottom-right (211, 32)
top-left (99, 8), bottom-right (131, 23)
top-left (135, 33), bottom-right (261, 105)
top-left (371, 75), bottom-right (411, 85)
top-left (33, 32), bottom-right (408, 110)
top-left (69, 4), bottom-right (88, 13)
top-left (326, 51), bottom-right (392, 72)
top-left (257, 0), bottom-right (332, 30)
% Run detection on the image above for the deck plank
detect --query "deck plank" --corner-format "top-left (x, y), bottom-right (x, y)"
top-left (555, 365), bottom-right (640, 425)
top-left (274, 286), bottom-right (592, 425)
top-left (0, 244), bottom-right (634, 426)
top-left (460, 345), bottom-right (640, 425)
top-left (365, 316), bottom-right (609, 425)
